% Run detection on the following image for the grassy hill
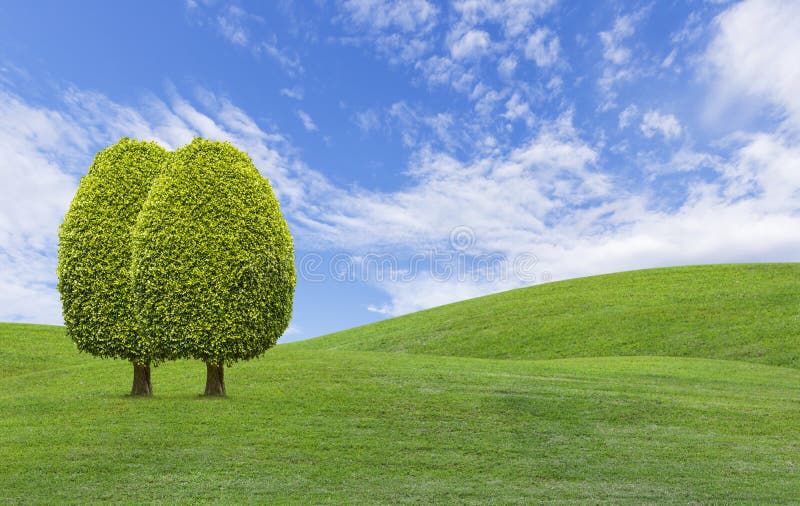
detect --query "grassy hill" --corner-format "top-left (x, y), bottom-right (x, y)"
top-left (2, 264), bottom-right (800, 503)
top-left (294, 263), bottom-right (800, 367)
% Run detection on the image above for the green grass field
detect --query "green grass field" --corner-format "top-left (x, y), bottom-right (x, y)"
top-left (296, 263), bottom-right (800, 367)
top-left (2, 264), bottom-right (800, 503)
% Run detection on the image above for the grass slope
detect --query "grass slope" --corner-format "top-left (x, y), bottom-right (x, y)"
top-left (2, 318), bottom-right (800, 503)
top-left (294, 263), bottom-right (800, 367)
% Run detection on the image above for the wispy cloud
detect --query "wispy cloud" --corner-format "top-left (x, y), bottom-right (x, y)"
top-left (187, 2), bottom-right (302, 75)
top-left (452, 0), bottom-right (559, 38)
top-left (297, 110), bottom-right (318, 131)
top-left (342, 0), bottom-right (438, 32)
top-left (597, 8), bottom-right (650, 109)
top-left (618, 104), bottom-right (638, 129)
top-left (337, 0), bottom-right (439, 63)
top-left (502, 92), bottom-right (535, 126)
top-left (280, 87), bottom-right (304, 100)
top-left (524, 28), bottom-right (560, 67)
top-left (599, 13), bottom-right (637, 65)
top-left (216, 5), bottom-right (251, 46)
top-left (333, 0), bottom-right (563, 148)
top-left (259, 38), bottom-right (303, 75)
top-left (640, 110), bottom-right (682, 139)
top-left (353, 108), bottom-right (381, 132)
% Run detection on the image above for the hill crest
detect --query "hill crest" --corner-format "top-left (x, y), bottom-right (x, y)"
top-left (292, 263), bottom-right (800, 368)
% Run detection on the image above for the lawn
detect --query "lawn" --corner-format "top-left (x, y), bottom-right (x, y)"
top-left (296, 263), bottom-right (800, 367)
top-left (2, 264), bottom-right (800, 503)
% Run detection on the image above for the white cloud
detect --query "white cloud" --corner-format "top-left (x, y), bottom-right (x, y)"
top-left (541, 198), bottom-right (800, 286)
top-left (643, 146), bottom-right (723, 176)
top-left (640, 110), bottom-right (682, 139)
top-left (338, 0), bottom-right (439, 64)
top-left (283, 324), bottom-right (302, 336)
top-left (471, 85), bottom-right (508, 117)
top-left (661, 48), bottom-right (677, 68)
top-left (599, 13), bottom-right (637, 65)
top-left (0, 94), bottom-right (87, 324)
top-left (596, 9), bottom-right (649, 109)
top-left (335, 0), bottom-right (558, 124)
top-left (449, 29), bottom-right (491, 59)
top-left (618, 104), bottom-right (638, 129)
top-left (705, 0), bottom-right (800, 127)
top-left (297, 110), bottom-right (318, 131)
top-left (363, 125), bottom-right (800, 315)
top-left (452, 0), bottom-right (559, 37)
top-left (368, 274), bottom-right (521, 316)
top-left (719, 131), bottom-right (800, 205)
top-left (342, 0), bottom-right (438, 32)
top-left (423, 113), bottom-right (456, 148)
top-left (415, 56), bottom-right (475, 93)
top-left (497, 55), bottom-right (517, 79)
top-left (354, 109), bottom-right (381, 132)
top-left (298, 112), bottom-right (603, 254)
top-left (671, 10), bottom-right (705, 46)
top-left (503, 92), bottom-right (534, 126)
top-left (217, 6), bottom-right (250, 46)
top-left (280, 87), bottom-right (304, 100)
top-left (597, 66), bottom-right (634, 111)
top-left (386, 102), bottom-right (458, 149)
top-left (188, 3), bottom-right (302, 75)
top-left (524, 28), bottom-right (560, 67)
top-left (259, 39), bottom-right (303, 75)
top-left (546, 76), bottom-right (563, 93)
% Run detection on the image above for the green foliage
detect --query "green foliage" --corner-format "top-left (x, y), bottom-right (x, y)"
top-left (57, 138), bottom-right (169, 364)
top-left (295, 263), bottom-right (800, 368)
top-left (132, 138), bottom-right (295, 365)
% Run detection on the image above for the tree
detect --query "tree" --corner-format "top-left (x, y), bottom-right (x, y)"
top-left (57, 138), bottom-right (169, 396)
top-left (132, 138), bottom-right (295, 396)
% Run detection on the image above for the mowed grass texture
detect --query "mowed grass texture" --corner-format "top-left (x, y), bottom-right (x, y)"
top-left (2, 264), bottom-right (800, 503)
top-left (295, 263), bottom-right (800, 367)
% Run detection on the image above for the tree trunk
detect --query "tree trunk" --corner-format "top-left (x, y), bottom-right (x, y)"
top-left (131, 362), bottom-right (152, 396)
top-left (205, 362), bottom-right (226, 396)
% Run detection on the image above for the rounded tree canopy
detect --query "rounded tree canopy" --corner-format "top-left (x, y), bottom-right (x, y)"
top-left (58, 138), bottom-right (169, 364)
top-left (132, 138), bottom-right (295, 365)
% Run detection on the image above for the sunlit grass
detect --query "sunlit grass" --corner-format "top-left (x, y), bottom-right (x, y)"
top-left (295, 263), bottom-right (800, 367)
top-left (2, 312), bottom-right (800, 503)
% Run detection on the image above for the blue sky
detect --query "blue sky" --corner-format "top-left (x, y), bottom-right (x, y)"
top-left (1, 0), bottom-right (799, 341)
